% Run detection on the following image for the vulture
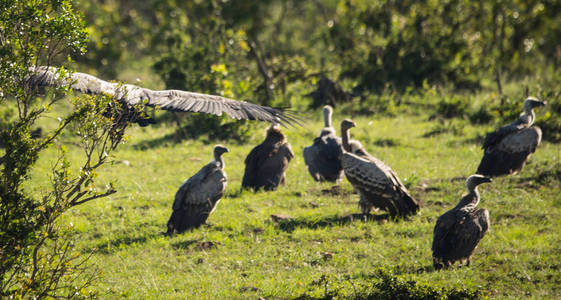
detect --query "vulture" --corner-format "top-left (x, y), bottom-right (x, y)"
top-left (167, 145), bottom-right (229, 233)
top-left (340, 119), bottom-right (420, 217)
top-left (303, 105), bottom-right (344, 182)
top-left (432, 175), bottom-right (492, 269)
top-left (242, 123), bottom-right (294, 191)
top-left (476, 97), bottom-right (546, 177)
top-left (27, 66), bottom-right (301, 126)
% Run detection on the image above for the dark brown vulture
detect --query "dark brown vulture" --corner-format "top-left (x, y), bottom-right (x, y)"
top-left (167, 145), bottom-right (229, 234)
top-left (476, 97), bottom-right (546, 177)
top-left (242, 124), bottom-right (294, 191)
top-left (340, 119), bottom-right (420, 217)
top-left (432, 175), bottom-right (492, 269)
top-left (303, 105), bottom-right (343, 182)
top-left (27, 66), bottom-right (301, 126)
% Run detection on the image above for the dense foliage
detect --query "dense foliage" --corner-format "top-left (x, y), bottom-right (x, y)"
top-left (78, 0), bottom-right (561, 95)
top-left (0, 0), bottom-right (131, 297)
top-left (72, 0), bottom-right (561, 138)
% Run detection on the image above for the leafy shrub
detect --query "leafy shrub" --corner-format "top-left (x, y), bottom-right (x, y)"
top-left (296, 268), bottom-right (483, 300)
top-left (423, 120), bottom-right (466, 137)
top-left (468, 106), bottom-right (494, 124)
top-left (534, 91), bottom-right (561, 143)
top-left (0, 1), bottom-right (131, 298)
top-left (177, 114), bottom-right (255, 142)
top-left (432, 96), bottom-right (470, 119)
top-left (353, 92), bottom-right (398, 117)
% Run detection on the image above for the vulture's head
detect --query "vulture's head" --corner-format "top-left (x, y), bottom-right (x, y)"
top-left (340, 119), bottom-right (356, 133)
top-left (466, 174), bottom-right (492, 191)
top-left (524, 97), bottom-right (547, 111)
top-left (266, 122), bottom-right (286, 142)
top-left (213, 145), bottom-right (229, 158)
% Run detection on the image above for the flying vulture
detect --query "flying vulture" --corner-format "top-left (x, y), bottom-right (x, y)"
top-left (27, 66), bottom-right (301, 126)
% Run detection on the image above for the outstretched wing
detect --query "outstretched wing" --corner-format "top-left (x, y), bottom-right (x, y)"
top-left (28, 66), bottom-right (302, 126)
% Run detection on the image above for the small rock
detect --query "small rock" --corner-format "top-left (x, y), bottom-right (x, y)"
top-left (197, 241), bottom-right (218, 250)
top-left (121, 160), bottom-right (131, 166)
top-left (238, 286), bottom-right (259, 293)
top-left (270, 214), bottom-right (293, 223)
top-left (321, 252), bottom-right (333, 261)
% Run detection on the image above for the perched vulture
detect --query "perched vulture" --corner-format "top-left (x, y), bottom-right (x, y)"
top-left (167, 145), bottom-right (229, 233)
top-left (242, 124), bottom-right (294, 191)
top-left (476, 97), bottom-right (546, 177)
top-left (432, 175), bottom-right (492, 269)
top-left (340, 119), bottom-right (420, 217)
top-left (303, 105), bottom-right (343, 182)
top-left (27, 66), bottom-right (301, 126)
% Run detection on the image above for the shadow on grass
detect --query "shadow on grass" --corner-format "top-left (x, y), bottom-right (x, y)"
top-left (276, 213), bottom-right (391, 233)
top-left (513, 161), bottom-right (561, 189)
top-left (133, 129), bottom-right (187, 150)
top-left (170, 239), bottom-right (199, 250)
top-left (86, 232), bottom-right (162, 254)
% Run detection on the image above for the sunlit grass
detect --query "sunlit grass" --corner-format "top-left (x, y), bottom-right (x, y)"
top-left (26, 99), bottom-right (561, 299)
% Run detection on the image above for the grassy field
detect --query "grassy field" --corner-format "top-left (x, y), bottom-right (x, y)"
top-left (29, 97), bottom-right (561, 299)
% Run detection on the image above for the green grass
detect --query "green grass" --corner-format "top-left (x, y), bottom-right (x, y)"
top-left (28, 100), bottom-right (561, 299)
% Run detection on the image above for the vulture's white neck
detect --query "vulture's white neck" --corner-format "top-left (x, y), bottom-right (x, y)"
top-left (323, 108), bottom-right (333, 128)
top-left (214, 154), bottom-right (225, 169)
top-left (521, 106), bottom-right (535, 126)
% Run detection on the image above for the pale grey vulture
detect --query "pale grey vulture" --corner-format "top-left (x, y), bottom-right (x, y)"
top-left (340, 119), bottom-right (420, 217)
top-left (27, 66), bottom-right (301, 126)
top-left (242, 124), bottom-right (294, 191)
top-left (476, 97), bottom-right (546, 177)
top-left (167, 145), bottom-right (228, 233)
top-left (303, 105), bottom-right (343, 182)
top-left (432, 175), bottom-right (491, 269)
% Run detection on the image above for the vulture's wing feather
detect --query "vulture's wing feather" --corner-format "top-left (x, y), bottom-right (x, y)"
top-left (482, 121), bottom-right (525, 150)
top-left (342, 153), bottom-right (396, 196)
top-left (477, 127), bottom-right (542, 177)
top-left (432, 210), bottom-right (457, 255)
top-left (172, 163), bottom-right (224, 209)
top-left (167, 162), bottom-right (226, 232)
top-left (496, 127), bottom-right (542, 153)
top-left (28, 66), bottom-right (303, 126)
top-left (449, 208), bottom-right (489, 259)
top-left (343, 152), bottom-right (419, 215)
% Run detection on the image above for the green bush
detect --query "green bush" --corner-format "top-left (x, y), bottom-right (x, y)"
top-left (468, 106), bottom-right (494, 124)
top-left (0, 1), bottom-right (131, 298)
top-left (432, 96), bottom-right (470, 119)
top-left (296, 268), bottom-right (483, 300)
